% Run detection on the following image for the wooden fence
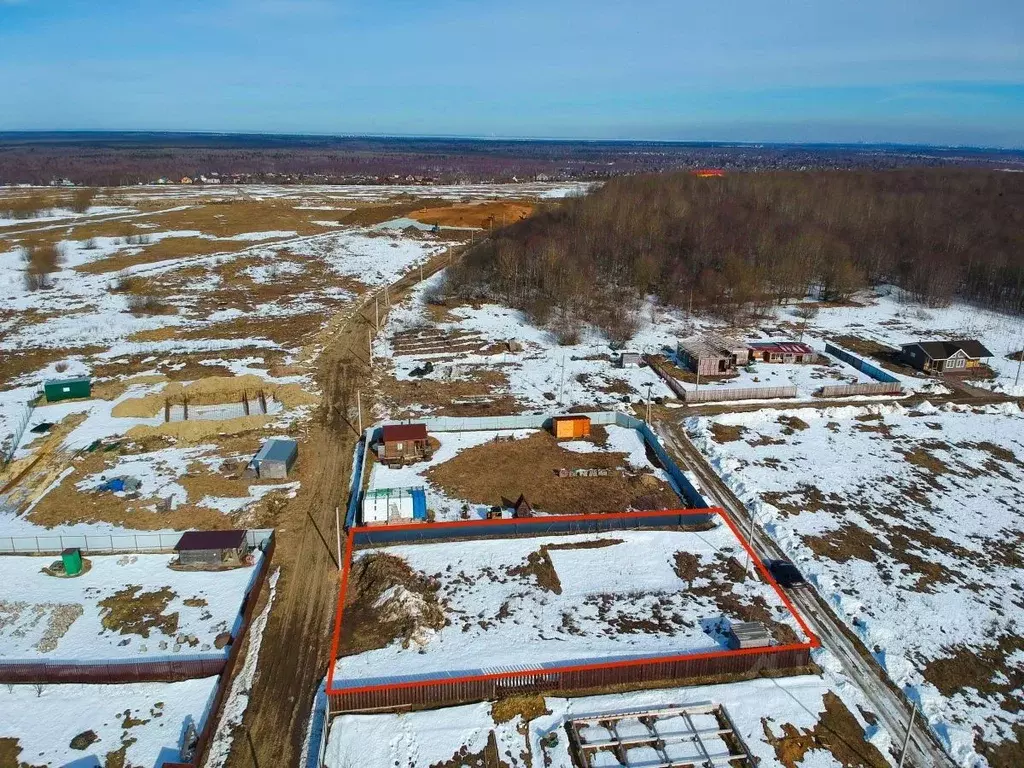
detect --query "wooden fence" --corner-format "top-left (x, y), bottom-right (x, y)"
top-left (681, 386), bottom-right (798, 403)
top-left (0, 656), bottom-right (225, 685)
top-left (817, 382), bottom-right (903, 398)
top-left (328, 645), bottom-right (811, 712)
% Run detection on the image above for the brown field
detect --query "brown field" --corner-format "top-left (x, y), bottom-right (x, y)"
top-left (426, 430), bottom-right (680, 514)
top-left (407, 200), bottom-right (534, 228)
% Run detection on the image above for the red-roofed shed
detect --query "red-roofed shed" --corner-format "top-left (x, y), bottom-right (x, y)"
top-left (749, 341), bottom-right (815, 363)
top-left (378, 423), bottom-right (432, 466)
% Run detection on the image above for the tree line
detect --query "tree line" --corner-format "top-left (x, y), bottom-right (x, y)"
top-left (446, 169), bottom-right (1024, 341)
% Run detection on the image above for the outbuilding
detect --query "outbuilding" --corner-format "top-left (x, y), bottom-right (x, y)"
top-left (174, 530), bottom-right (250, 568)
top-left (619, 352), bottom-right (642, 368)
top-left (676, 334), bottom-right (751, 376)
top-left (252, 438), bottom-right (298, 479)
top-left (551, 415), bottom-right (591, 440)
top-left (362, 486), bottom-right (427, 525)
top-left (43, 377), bottom-right (91, 402)
top-left (377, 423), bottom-right (432, 466)
top-left (728, 621), bottom-right (771, 650)
top-left (748, 341), bottom-right (815, 364)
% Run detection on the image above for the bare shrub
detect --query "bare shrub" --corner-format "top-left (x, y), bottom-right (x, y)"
top-left (126, 294), bottom-right (177, 315)
top-left (55, 361), bottom-right (69, 373)
top-left (69, 188), bottom-right (95, 214)
top-left (423, 276), bottom-right (448, 306)
top-left (83, 237), bottom-right (100, 250)
top-left (22, 244), bottom-right (64, 291)
top-left (111, 271), bottom-right (144, 292)
top-left (2, 195), bottom-right (47, 220)
top-left (794, 305), bottom-right (820, 321)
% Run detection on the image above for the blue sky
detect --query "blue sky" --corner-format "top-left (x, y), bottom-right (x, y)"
top-left (1, 0), bottom-right (1022, 146)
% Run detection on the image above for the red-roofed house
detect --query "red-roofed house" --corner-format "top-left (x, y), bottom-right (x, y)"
top-left (377, 423), bottom-right (432, 466)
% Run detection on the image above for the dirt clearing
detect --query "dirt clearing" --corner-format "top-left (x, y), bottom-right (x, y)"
top-left (425, 431), bottom-right (680, 514)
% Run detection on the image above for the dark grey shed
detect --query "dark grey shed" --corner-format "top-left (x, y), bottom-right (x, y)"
top-left (174, 529), bottom-right (250, 568)
top-left (252, 438), bottom-right (298, 479)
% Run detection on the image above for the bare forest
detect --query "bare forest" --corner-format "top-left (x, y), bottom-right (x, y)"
top-left (447, 170), bottom-right (1024, 341)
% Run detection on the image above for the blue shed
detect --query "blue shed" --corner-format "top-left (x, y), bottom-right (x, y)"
top-left (252, 438), bottom-right (298, 479)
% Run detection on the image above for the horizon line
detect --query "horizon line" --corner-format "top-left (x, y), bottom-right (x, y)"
top-left (0, 129), bottom-right (1021, 153)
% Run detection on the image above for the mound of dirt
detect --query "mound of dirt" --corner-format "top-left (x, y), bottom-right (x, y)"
top-left (407, 200), bottom-right (534, 229)
top-left (340, 553), bottom-right (445, 655)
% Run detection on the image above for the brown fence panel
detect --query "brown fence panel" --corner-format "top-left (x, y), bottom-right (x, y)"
top-left (817, 382), bottom-right (902, 397)
top-left (328, 646), bottom-right (812, 712)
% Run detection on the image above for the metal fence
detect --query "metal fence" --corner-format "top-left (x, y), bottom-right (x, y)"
top-left (344, 411), bottom-right (707, 530)
top-left (328, 645), bottom-right (811, 712)
top-left (1, 391), bottom-right (41, 467)
top-left (0, 528), bottom-right (274, 556)
top-left (824, 342), bottom-right (900, 384)
top-left (0, 655), bottom-right (225, 684)
top-left (817, 382), bottom-right (903, 398)
top-left (681, 386), bottom-right (798, 403)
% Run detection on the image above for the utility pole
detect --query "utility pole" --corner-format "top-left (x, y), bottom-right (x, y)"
top-left (646, 383), bottom-right (653, 423)
top-left (897, 701), bottom-right (917, 768)
top-left (335, 506), bottom-right (342, 572)
top-left (356, 390), bottom-right (362, 435)
top-left (367, 329), bottom-right (373, 366)
top-left (375, 296), bottom-right (379, 331)
top-left (1015, 339), bottom-right (1023, 389)
top-left (419, 262), bottom-right (424, 283)
top-left (384, 283), bottom-right (390, 307)
top-left (557, 355), bottom-right (566, 407)
top-left (743, 511), bottom-right (757, 576)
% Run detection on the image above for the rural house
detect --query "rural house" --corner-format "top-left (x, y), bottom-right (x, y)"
top-left (174, 530), bottom-right (251, 568)
top-left (377, 423), bottom-right (432, 466)
top-left (748, 341), bottom-right (815, 364)
top-left (676, 334), bottom-right (751, 376)
top-left (900, 340), bottom-right (993, 373)
top-left (551, 415), bottom-right (591, 439)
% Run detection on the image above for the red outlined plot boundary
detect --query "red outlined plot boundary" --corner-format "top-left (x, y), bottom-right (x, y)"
top-left (326, 508), bottom-right (819, 709)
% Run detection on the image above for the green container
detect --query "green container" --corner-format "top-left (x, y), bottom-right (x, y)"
top-left (43, 377), bottom-right (91, 402)
top-left (61, 548), bottom-right (83, 576)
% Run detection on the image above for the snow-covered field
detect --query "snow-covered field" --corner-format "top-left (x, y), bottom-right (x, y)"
top-left (334, 525), bottom-right (809, 685)
top-left (366, 424), bottom-right (673, 521)
top-left (325, 669), bottom-right (894, 768)
top-left (0, 676), bottom-right (217, 766)
top-left (0, 551), bottom-right (262, 661)
top-left (687, 401), bottom-right (1024, 767)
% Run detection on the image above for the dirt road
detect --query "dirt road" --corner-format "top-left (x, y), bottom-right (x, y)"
top-left (655, 419), bottom-right (958, 768)
top-left (221, 248), bottom-right (462, 768)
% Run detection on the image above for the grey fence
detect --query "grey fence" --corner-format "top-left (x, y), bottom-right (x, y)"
top-left (345, 411), bottom-right (707, 530)
top-left (1, 390), bottom-right (42, 467)
top-left (817, 382), bottom-right (903, 398)
top-left (0, 528), bottom-right (274, 556)
top-left (681, 386), bottom-right (798, 403)
top-left (824, 342), bottom-right (900, 384)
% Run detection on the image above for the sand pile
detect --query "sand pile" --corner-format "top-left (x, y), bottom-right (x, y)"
top-left (112, 374), bottom-right (317, 418)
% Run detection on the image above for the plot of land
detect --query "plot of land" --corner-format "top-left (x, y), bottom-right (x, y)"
top-left (0, 551), bottom-right (262, 660)
top-left (333, 525), bottom-right (810, 685)
top-left (0, 676), bottom-right (217, 767)
top-left (367, 425), bottom-right (681, 520)
top-left (324, 673), bottom-right (892, 768)
top-left (688, 401), bottom-right (1024, 767)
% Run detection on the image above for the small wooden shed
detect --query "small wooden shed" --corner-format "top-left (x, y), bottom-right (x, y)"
top-left (551, 415), bottom-right (591, 440)
top-left (43, 377), bottom-right (91, 402)
top-left (677, 335), bottom-right (751, 376)
top-left (377, 423), bottom-right (432, 466)
top-left (174, 530), bottom-right (250, 568)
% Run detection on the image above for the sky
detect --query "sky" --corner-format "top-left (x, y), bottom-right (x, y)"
top-left (0, 0), bottom-right (1022, 147)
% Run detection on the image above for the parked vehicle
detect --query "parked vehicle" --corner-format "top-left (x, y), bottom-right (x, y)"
top-left (768, 559), bottom-right (807, 588)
